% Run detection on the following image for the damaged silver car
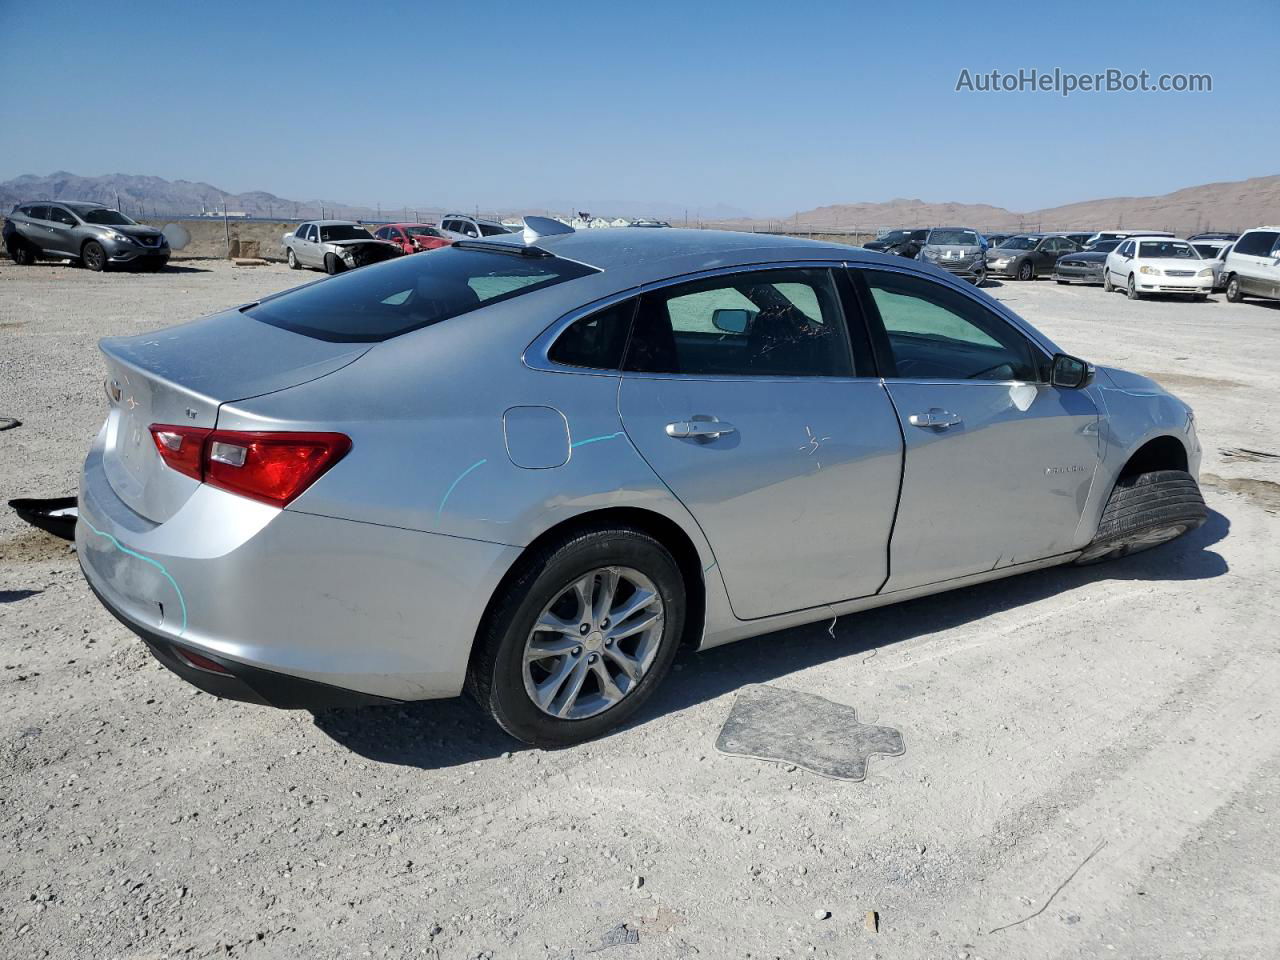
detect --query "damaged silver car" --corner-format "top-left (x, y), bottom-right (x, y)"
top-left (283, 220), bottom-right (402, 274)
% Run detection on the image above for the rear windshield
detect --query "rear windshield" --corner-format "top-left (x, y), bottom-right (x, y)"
top-left (318, 224), bottom-right (373, 242)
top-left (927, 229), bottom-right (979, 246)
top-left (246, 246), bottom-right (599, 342)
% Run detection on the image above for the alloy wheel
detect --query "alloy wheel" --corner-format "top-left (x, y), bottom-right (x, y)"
top-left (522, 566), bottom-right (665, 720)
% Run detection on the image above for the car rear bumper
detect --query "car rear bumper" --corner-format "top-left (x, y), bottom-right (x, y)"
top-left (76, 426), bottom-right (521, 704)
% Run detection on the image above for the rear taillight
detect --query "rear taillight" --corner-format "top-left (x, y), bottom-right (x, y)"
top-left (149, 425), bottom-right (351, 508)
top-left (150, 425), bottom-right (209, 481)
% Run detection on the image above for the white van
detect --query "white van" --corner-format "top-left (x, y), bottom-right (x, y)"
top-left (1224, 226), bottom-right (1280, 303)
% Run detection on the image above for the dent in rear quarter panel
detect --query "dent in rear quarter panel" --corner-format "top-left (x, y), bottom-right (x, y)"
top-left (214, 294), bottom-right (739, 650)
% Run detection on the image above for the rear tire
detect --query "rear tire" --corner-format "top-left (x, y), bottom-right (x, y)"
top-left (1225, 275), bottom-right (1243, 302)
top-left (1075, 469), bottom-right (1206, 564)
top-left (287, 248), bottom-right (300, 270)
top-left (82, 241), bottom-right (107, 272)
top-left (469, 527), bottom-right (686, 747)
top-left (7, 237), bottom-right (37, 265)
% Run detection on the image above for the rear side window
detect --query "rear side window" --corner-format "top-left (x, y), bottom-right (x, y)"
top-left (27, 205), bottom-right (50, 220)
top-left (549, 300), bottom-right (636, 369)
top-left (246, 247), bottom-right (599, 342)
top-left (622, 268), bottom-right (855, 378)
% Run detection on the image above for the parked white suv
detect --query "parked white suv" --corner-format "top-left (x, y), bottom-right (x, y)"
top-left (1223, 226), bottom-right (1280, 304)
top-left (1103, 237), bottom-right (1213, 300)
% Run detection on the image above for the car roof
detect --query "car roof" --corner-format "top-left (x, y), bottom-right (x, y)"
top-left (470, 227), bottom-right (908, 280)
top-left (16, 200), bottom-right (108, 210)
top-left (310, 219), bottom-right (361, 226)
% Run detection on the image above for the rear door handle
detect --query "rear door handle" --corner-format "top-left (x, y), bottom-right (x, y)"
top-left (665, 418), bottom-right (736, 440)
top-left (908, 409), bottom-right (962, 429)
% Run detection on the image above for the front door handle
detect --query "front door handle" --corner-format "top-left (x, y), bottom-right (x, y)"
top-left (908, 409), bottom-right (962, 429)
top-left (665, 418), bottom-right (736, 440)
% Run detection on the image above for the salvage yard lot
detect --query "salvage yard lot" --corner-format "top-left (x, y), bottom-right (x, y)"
top-left (2, 257), bottom-right (1279, 960)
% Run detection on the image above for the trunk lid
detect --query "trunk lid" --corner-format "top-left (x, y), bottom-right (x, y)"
top-left (99, 308), bottom-right (369, 522)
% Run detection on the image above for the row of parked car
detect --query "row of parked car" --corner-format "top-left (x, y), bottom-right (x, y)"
top-left (280, 214), bottom-right (520, 274)
top-left (866, 225), bottom-right (1280, 305)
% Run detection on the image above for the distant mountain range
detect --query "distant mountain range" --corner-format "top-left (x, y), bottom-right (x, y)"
top-left (3, 170), bottom-right (1278, 236)
top-left (718, 175), bottom-right (1280, 236)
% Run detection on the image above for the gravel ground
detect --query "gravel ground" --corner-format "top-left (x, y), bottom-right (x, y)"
top-left (1, 258), bottom-right (1278, 960)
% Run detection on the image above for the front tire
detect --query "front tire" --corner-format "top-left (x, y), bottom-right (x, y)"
top-left (470, 527), bottom-right (686, 746)
top-left (287, 248), bottom-right (300, 270)
top-left (1126, 274), bottom-right (1141, 300)
top-left (1017, 260), bottom-right (1034, 282)
top-left (1103, 269), bottom-right (1114, 293)
top-left (1225, 275), bottom-right (1243, 302)
top-left (324, 253), bottom-right (346, 275)
top-left (82, 241), bottom-right (107, 272)
top-left (1075, 469), bottom-right (1206, 564)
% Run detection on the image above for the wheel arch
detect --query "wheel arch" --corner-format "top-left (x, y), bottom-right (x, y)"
top-left (1117, 434), bottom-right (1189, 481)
top-left (467, 506), bottom-right (708, 676)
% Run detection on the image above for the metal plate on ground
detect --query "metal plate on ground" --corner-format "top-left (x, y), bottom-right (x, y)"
top-left (716, 683), bottom-right (905, 782)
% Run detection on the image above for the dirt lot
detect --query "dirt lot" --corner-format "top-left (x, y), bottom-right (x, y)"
top-left (1, 258), bottom-right (1278, 960)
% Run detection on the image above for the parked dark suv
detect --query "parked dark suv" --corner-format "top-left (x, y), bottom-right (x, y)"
top-left (3, 201), bottom-right (170, 271)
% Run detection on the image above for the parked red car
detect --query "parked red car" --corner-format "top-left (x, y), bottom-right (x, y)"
top-left (372, 223), bottom-right (453, 254)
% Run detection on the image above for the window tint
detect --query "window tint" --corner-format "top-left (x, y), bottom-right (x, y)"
top-left (48, 207), bottom-right (77, 225)
top-left (247, 247), bottom-right (598, 343)
top-left (623, 268), bottom-right (854, 378)
top-left (318, 224), bottom-right (372, 242)
top-left (548, 300), bottom-right (636, 370)
top-left (863, 269), bottom-right (1038, 382)
top-left (1236, 230), bottom-right (1279, 256)
top-left (27, 205), bottom-right (50, 220)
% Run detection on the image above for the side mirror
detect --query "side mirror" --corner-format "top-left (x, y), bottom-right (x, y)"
top-left (712, 308), bottom-right (753, 334)
top-left (1050, 353), bottom-right (1094, 389)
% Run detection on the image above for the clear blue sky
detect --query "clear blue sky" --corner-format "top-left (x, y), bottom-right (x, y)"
top-left (1, 1), bottom-right (1275, 217)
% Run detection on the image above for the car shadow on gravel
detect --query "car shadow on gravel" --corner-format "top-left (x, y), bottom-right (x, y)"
top-left (313, 510), bottom-right (1229, 768)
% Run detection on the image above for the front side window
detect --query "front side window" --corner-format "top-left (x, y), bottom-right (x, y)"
top-left (862, 269), bottom-right (1038, 382)
top-left (549, 300), bottom-right (636, 370)
top-left (48, 207), bottom-right (77, 225)
top-left (623, 268), bottom-right (854, 378)
top-left (1236, 231), bottom-right (1279, 257)
top-left (247, 247), bottom-right (599, 343)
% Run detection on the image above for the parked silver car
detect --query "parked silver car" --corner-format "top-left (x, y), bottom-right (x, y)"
top-left (918, 227), bottom-right (987, 284)
top-left (77, 227), bottom-right (1206, 745)
top-left (282, 220), bottom-right (401, 274)
top-left (3, 201), bottom-right (170, 271)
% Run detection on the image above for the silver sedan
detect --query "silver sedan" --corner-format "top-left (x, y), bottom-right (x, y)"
top-left (78, 226), bottom-right (1206, 745)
